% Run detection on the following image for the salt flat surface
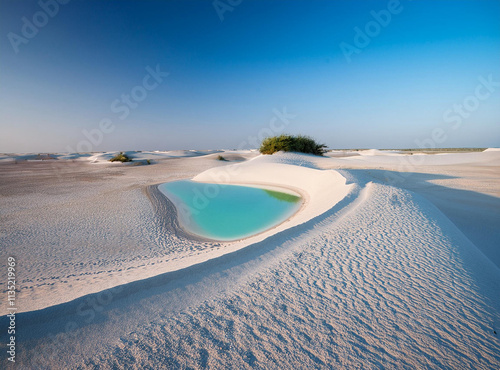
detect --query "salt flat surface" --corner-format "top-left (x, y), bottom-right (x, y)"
top-left (1, 149), bottom-right (499, 368)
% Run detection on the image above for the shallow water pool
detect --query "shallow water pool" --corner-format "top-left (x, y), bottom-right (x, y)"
top-left (158, 180), bottom-right (302, 241)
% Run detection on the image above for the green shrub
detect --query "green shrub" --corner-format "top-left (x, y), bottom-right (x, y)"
top-left (259, 135), bottom-right (327, 156)
top-left (109, 152), bottom-right (132, 162)
top-left (217, 155), bottom-right (227, 161)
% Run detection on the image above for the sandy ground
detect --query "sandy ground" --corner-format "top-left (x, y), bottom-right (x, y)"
top-left (1, 149), bottom-right (499, 368)
top-left (0, 153), bottom-right (249, 314)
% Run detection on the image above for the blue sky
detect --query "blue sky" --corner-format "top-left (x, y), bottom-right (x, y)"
top-left (1, 0), bottom-right (499, 152)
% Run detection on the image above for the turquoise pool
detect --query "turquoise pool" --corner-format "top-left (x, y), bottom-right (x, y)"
top-left (158, 180), bottom-right (302, 241)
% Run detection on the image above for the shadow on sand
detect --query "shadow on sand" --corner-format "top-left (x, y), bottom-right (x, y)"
top-left (3, 182), bottom-right (364, 351)
top-left (341, 169), bottom-right (500, 269)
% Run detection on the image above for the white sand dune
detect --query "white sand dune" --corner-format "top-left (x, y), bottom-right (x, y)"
top-left (1, 150), bottom-right (499, 368)
top-left (356, 148), bottom-right (403, 156)
top-left (2, 153), bottom-right (351, 314)
top-left (327, 150), bottom-right (500, 167)
top-left (88, 150), bottom-right (223, 163)
top-left (192, 153), bottom-right (353, 239)
top-left (0, 152), bottom-right (93, 162)
top-left (0, 150), bottom-right (225, 164)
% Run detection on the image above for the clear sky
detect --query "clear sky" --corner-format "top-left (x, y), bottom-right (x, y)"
top-left (1, 0), bottom-right (499, 152)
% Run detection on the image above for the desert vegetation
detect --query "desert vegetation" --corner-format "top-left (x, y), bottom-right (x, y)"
top-left (109, 152), bottom-right (132, 162)
top-left (260, 135), bottom-right (327, 156)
